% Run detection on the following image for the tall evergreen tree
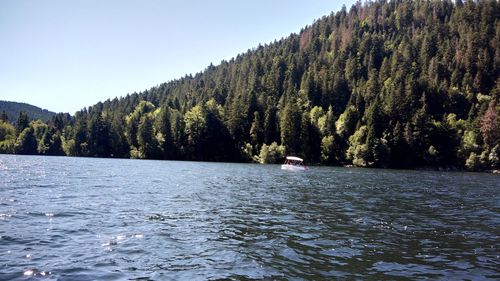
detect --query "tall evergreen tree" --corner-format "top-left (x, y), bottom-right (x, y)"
top-left (280, 99), bottom-right (302, 154)
top-left (16, 111), bottom-right (30, 133)
top-left (1, 111), bottom-right (8, 123)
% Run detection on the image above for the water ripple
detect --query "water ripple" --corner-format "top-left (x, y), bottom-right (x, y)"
top-left (0, 155), bottom-right (499, 280)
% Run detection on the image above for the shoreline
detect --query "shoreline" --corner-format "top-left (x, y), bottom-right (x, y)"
top-left (1, 153), bottom-right (499, 174)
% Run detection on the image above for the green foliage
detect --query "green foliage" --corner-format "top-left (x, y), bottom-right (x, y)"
top-left (263, 100), bottom-right (279, 144)
top-left (320, 135), bottom-right (342, 164)
top-left (109, 114), bottom-right (129, 158)
top-left (280, 99), bottom-right (302, 154)
top-left (317, 106), bottom-right (335, 137)
top-left (466, 152), bottom-right (481, 171)
top-left (37, 129), bottom-right (51, 154)
top-left (346, 126), bottom-right (369, 167)
top-left (0, 121), bottom-right (16, 142)
top-left (488, 145), bottom-right (500, 168)
top-left (73, 116), bottom-right (89, 157)
top-left (47, 131), bottom-right (64, 156)
top-left (336, 106), bottom-right (358, 137)
top-left (16, 111), bottom-right (30, 133)
top-left (184, 105), bottom-right (207, 159)
top-left (0, 121), bottom-right (16, 153)
top-left (137, 115), bottom-right (161, 159)
top-left (87, 112), bottom-right (111, 157)
top-left (258, 142), bottom-right (285, 164)
top-left (62, 138), bottom-right (76, 156)
top-left (250, 111), bottom-right (263, 147)
top-left (241, 143), bottom-right (255, 162)
top-left (15, 127), bottom-right (37, 155)
top-left (156, 106), bottom-right (175, 159)
top-left (2, 1), bottom-right (499, 171)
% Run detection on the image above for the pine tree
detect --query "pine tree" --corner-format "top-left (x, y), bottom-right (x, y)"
top-left (0, 111), bottom-right (8, 123)
top-left (16, 111), bottom-right (30, 133)
top-left (249, 111), bottom-right (263, 147)
top-left (158, 106), bottom-right (175, 159)
top-left (263, 99), bottom-right (279, 144)
top-left (280, 99), bottom-right (302, 154)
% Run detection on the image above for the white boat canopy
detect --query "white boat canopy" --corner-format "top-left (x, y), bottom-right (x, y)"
top-left (286, 156), bottom-right (303, 162)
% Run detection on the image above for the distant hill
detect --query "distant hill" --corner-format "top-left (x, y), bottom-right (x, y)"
top-left (0, 100), bottom-right (57, 123)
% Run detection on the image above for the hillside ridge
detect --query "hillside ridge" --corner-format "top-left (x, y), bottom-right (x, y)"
top-left (0, 100), bottom-right (56, 123)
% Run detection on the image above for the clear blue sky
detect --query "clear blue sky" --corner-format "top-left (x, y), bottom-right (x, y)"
top-left (0, 0), bottom-right (357, 114)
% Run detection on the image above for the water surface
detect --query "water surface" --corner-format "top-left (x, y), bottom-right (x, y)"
top-left (0, 155), bottom-right (499, 280)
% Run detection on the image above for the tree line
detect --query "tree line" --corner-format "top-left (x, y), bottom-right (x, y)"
top-left (1, 0), bottom-right (499, 171)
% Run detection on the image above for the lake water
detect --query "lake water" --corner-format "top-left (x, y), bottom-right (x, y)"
top-left (0, 155), bottom-right (498, 280)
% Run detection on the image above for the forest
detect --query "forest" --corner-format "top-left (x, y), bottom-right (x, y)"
top-left (1, 0), bottom-right (499, 171)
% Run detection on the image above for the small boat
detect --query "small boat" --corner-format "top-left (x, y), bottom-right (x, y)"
top-left (281, 156), bottom-right (308, 171)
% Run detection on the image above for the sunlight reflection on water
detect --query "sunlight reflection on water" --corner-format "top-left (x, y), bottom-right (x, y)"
top-left (0, 155), bottom-right (498, 280)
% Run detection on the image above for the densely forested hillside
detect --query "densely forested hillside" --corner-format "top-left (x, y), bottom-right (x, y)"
top-left (0, 101), bottom-right (56, 123)
top-left (1, 0), bottom-right (499, 171)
